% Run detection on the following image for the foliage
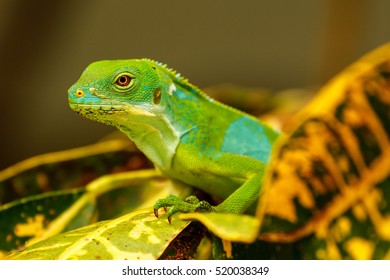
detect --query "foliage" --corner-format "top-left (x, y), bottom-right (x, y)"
top-left (257, 43), bottom-right (390, 259)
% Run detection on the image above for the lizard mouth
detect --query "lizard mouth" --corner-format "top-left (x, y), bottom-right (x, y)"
top-left (69, 102), bottom-right (125, 111)
top-left (69, 102), bottom-right (156, 117)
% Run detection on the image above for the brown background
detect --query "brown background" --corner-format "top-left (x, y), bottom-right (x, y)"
top-left (0, 0), bottom-right (389, 169)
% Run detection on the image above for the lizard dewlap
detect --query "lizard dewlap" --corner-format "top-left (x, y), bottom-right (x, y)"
top-left (68, 59), bottom-right (279, 219)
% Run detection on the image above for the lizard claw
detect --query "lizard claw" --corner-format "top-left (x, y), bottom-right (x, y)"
top-left (154, 206), bottom-right (168, 218)
top-left (154, 208), bottom-right (159, 218)
top-left (154, 207), bottom-right (172, 223)
top-left (153, 195), bottom-right (213, 223)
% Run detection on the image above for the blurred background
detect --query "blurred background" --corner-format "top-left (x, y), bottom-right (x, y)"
top-left (0, 0), bottom-right (389, 170)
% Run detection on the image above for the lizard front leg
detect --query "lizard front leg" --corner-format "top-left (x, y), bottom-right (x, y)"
top-left (154, 157), bottom-right (266, 221)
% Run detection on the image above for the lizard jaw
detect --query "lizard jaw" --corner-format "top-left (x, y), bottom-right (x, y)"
top-left (69, 102), bottom-right (156, 117)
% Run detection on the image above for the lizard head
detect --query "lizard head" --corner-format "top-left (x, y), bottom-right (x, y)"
top-left (68, 59), bottom-right (177, 126)
top-left (68, 59), bottom-right (200, 168)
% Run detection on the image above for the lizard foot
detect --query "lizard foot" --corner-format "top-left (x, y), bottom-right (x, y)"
top-left (154, 195), bottom-right (213, 223)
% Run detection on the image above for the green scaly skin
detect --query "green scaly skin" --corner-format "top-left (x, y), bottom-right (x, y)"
top-left (68, 59), bottom-right (279, 221)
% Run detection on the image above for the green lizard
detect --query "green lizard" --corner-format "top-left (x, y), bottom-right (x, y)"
top-left (68, 59), bottom-right (279, 222)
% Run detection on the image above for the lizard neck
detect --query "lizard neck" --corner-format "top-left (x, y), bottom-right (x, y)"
top-left (114, 113), bottom-right (180, 170)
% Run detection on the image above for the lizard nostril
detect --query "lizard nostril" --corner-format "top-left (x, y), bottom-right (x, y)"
top-left (75, 89), bottom-right (84, 98)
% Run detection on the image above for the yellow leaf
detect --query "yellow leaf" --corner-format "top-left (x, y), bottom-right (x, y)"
top-left (257, 43), bottom-right (390, 259)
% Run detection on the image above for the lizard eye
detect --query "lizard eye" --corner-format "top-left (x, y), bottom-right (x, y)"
top-left (113, 72), bottom-right (135, 92)
top-left (116, 75), bottom-right (132, 86)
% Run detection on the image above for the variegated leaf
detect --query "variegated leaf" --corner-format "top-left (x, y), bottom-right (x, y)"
top-left (257, 43), bottom-right (390, 259)
top-left (7, 209), bottom-right (190, 260)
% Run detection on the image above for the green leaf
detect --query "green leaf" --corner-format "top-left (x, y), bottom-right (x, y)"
top-left (0, 166), bottom-right (185, 254)
top-left (0, 188), bottom-right (87, 252)
top-left (0, 139), bottom-right (152, 205)
top-left (179, 212), bottom-right (259, 243)
top-left (7, 209), bottom-right (190, 260)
